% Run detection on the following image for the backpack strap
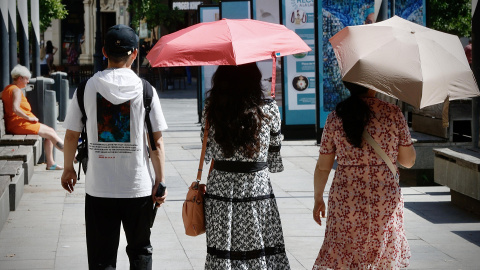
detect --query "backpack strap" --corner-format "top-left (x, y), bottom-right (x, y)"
top-left (141, 78), bottom-right (157, 151)
top-left (76, 80), bottom-right (89, 180)
top-left (76, 80), bottom-right (89, 125)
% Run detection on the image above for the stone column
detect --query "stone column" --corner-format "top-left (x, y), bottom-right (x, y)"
top-left (118, 0), bottom-right (129, 25)
top-left (8, 0), bottom-right (17, 71)
top-left (78, 0), bottom-right (93, 65)
top-left (30, 0), bottom-right (40, 77)
top-left (1, 1), bottom-right (9, 86)
top-left (18, 0), bottom-right (29, 68)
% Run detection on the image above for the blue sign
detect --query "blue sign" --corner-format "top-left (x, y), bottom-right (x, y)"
top-left (220, 1), bottom-right (252, 19)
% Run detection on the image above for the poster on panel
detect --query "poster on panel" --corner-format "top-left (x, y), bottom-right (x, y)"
top-left (282, 0), bottom-right (316, 125)
top-left (198, 5), bottom-right (220, 118)
top-left (319, 0), bottom-right (375, 128)
top-left (318, 0), bottom-right (425, 128)
top-left (395, 0), bottom-right (425, 25)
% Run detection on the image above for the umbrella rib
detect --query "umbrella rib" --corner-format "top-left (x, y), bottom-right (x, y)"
top-left (225, 20), bottom-right (237, 65)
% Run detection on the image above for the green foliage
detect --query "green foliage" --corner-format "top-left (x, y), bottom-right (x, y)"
top-left (39, 0), bottom-right (68, 33)
top-left (426, 0), bottom-right (471, 37)
top-left (129, 0), bottom-right (184, 33)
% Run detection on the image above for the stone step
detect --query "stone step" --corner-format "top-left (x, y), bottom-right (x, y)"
top-left (0, 136), bottom-right (42, 165)
top-left (0, 146), bottom-right (34, 185)
top-left (0, 176), bottom-right (10, 231)
top-left (0, 160), bottom-right (25, 211)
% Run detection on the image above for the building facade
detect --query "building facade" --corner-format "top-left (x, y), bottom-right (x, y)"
top-left (45, 0), bottom-right (131, 67)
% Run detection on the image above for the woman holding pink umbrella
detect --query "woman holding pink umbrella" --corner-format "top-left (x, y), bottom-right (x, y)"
top-left (202, 63), bottom-right (290, 270)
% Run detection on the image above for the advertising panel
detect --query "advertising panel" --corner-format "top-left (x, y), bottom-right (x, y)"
top-left (282, 0), bottom-right (316, 125)
top-left (254, 0), bottom-right (283, 110)
top-left (197, 5), bottom-right (220, 120)
top-left (320, 0), bottom-right (375, 127)
top-left (317, 0), bottom-right (425, 129)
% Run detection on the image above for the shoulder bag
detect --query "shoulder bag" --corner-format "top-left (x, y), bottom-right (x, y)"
top-left (182, 121), bottom-right (213, 236)
top-left (363, 130), bottom-right (400, 182)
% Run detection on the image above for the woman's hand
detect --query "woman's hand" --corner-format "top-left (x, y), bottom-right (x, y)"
top-left (28, 116), bottom-right (39, 122)
top-left (313, 197), bottom-right (326, 226)
top-left (313, 154), bottom-right (334, 226)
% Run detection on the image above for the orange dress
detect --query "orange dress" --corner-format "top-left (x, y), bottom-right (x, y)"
top-left (1, 84), bottom-right (40, 134)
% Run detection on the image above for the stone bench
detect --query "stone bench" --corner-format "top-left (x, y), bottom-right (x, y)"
top-left (0, 136), bottom-right (41, 165)
top-left (399, 131), bottom-right (472, 185)
top-left (0, 100), bottom-right (42, 165)
top-left (0, 160), bottom-right (25, 211)
top-left (434, 147), bottom-right (480, 215)
top-left (0, 145), bottom-right (34, 184)
top-left (0, 176), bottom-right (10, 231)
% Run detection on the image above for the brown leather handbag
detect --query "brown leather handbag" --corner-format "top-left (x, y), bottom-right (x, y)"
top-left (182, 121), bottom-right (212, 236)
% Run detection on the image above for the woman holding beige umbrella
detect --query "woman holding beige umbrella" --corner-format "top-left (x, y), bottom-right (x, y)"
top-left (312, 81), bottom-right (416, 269)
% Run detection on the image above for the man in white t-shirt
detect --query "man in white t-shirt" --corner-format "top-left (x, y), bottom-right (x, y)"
top-left (61, 24), bottom-right (168, 269)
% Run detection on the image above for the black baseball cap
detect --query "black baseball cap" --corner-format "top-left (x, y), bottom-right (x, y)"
top-left (104, 24), bottom-right (139, 57)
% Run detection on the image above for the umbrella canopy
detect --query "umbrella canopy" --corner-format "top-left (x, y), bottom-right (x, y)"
top-left (329, 16), bottom-right (480, 108)
top-left (146, 18), bottom-right (311, 67)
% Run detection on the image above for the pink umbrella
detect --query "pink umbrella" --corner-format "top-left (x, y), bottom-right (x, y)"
top-left (146, 18), bottom-right (311, 97)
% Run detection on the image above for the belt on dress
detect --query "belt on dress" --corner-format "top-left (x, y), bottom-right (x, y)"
top-left (213, 161), bottom-right (268, 173)
top-left (207, 245), bottom-right (286, 260)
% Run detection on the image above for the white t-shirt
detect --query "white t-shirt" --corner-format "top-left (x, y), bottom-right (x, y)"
top-left (63, 68), bottom-right (168, 198)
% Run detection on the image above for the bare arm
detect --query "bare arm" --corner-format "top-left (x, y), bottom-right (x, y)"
top-left (12, 88), bottom-right (37, 122)
top-left (148, 131), bottom-right (167, 207)
top-left (61, 129), bottom-right (80, 193)
top-left (398, 145), bottom-right (416, 168)
top-left (313, 153), bottom-right (335, 226)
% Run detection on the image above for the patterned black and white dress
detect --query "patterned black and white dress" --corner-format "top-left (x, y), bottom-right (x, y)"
top-left (201, 100), bottom-right (290, 270)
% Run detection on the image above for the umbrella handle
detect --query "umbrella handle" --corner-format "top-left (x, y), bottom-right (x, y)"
top-left (271, 53), bottom-right (277, 99)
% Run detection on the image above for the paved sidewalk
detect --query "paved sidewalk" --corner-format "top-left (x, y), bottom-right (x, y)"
top-left (0, 86), bottom-right (479, 269)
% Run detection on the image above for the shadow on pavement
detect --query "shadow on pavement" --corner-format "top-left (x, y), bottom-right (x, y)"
top-left (405, 201), bottom-right (480, 224)
top-left (452, 231), bottom-right (480, 247)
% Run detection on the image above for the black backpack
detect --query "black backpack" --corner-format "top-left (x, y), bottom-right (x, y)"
top-left (75, 78), bottom-right (157, 180)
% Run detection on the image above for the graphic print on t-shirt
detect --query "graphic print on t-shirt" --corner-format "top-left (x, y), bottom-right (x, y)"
top-left (97, 93), bottom-right (131, 142)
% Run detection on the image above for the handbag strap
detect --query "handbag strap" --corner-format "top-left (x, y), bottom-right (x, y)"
top-left (196, 121), bottom-right (211, 181)
top-left (362, 130), bottom-right (399, 181)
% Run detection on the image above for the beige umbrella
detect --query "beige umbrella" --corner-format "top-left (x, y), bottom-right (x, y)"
top-left (329, 16), bottom-right (480, 108)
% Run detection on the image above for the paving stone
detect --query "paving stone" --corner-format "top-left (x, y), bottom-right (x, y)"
top-left (0, 259), bottom-right (54, 269)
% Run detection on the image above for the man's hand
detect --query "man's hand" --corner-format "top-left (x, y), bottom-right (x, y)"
top-left (152, 183), bottom-right (167, 208)
top-left (62, 129), bottom-right (81, 193)
top-left (61, 168), bottom-right (77, 193)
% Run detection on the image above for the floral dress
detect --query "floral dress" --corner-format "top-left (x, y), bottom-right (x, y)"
top-left (313, 98), bottom-right (413, 270)
top-left (202, 100), bottom-right (290, 270)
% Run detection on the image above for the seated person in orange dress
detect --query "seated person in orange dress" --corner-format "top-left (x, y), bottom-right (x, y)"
top-left (1, 65), bottom-right (65, 170)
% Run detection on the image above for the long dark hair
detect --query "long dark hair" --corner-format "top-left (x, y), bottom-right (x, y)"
top-left (205, 63), bottom-right (267, 158)
top-left (335, 81), bottom-right (372, 148)
top-left (46, 41), bottom-right (53, 54)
